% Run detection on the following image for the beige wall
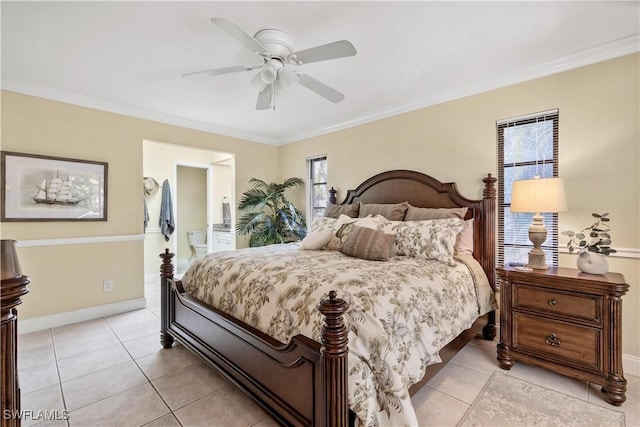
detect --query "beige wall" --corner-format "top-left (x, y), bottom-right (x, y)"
top-left (279, 54), bottom-right (640, 358)
top-left (1, 90), bottom-right (279, 320)
top-left (2, 54), bottom-right (637, 359)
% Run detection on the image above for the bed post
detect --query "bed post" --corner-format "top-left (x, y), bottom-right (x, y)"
top-left (328, 187), bottom-right (337, 205)
top-left (318, 291), bottom-right (349, 427)
top-left (481, 174), bottom-right (497, 340)
top-left (159, 249), bottom-right (175, 349)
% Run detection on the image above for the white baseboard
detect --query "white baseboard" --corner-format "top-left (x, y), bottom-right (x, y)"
top-left (624, 354), bottom-right (640, 378)
top-left (18, 297), bottom-right (147, 335)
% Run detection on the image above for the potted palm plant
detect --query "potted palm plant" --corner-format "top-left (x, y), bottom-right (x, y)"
top-left (236, 177), bottom-right (307, 247)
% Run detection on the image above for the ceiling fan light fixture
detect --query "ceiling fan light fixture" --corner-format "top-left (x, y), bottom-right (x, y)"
top-left (279, 69), bottom-right (300, 88)
top-left (260, 59), bottom-right (283, 84)
top-left (188, 18), bottom-right (357, 109)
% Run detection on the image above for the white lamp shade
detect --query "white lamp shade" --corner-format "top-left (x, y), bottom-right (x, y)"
top-left (511, 177), bottom-right (568, 213)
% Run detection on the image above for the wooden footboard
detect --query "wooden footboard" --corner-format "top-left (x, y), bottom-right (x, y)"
top-left (159, 250), bottom-right (349, 427)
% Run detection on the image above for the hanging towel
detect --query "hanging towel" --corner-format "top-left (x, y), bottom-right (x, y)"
top-left (143, 195), bottom-right (149, 232)
top-left (222, 196), bottom-right (231, 226)
top-left (159, 179), bottom-right (175, 242)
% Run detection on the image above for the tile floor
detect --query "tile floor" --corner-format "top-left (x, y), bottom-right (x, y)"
top-left (17, 276), bottom-right (640, 427)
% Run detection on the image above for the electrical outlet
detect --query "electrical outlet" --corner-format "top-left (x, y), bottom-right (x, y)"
top-left (103, 280), bottom-right (113, 292)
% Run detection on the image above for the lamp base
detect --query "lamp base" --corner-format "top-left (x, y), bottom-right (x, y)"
top-left (527, 218), bottom-right (549, 270)
top-left (527, 250), bottom-right (549, 270)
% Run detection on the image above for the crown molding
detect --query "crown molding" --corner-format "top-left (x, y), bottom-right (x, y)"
top-left (0, 80), bottom-right (281, 146)
top-left (279, 34), bottom-right (640, 145)
top-left (2, 34), bottom-right (638, 147)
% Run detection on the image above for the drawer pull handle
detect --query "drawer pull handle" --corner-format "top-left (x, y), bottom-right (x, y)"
top-left (548, 299), bottom-right (558, 306)
top-left (545, 333), bottom-right (561, 347)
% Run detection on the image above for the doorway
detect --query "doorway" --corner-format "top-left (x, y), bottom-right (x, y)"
top-left (142, 140), bottom-right (235, 281)
top-left (175, 163), bottom-right (212, 273)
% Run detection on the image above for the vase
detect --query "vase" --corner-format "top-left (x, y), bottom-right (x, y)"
top-left (576, 251), bottom-right (609, 275)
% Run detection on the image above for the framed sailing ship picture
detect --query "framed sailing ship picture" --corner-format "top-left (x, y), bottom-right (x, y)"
top-left (1, 151), bottom-right (108, 221)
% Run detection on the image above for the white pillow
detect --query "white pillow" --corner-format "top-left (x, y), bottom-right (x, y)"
top-left (301, 229), bottom-right (334, 250)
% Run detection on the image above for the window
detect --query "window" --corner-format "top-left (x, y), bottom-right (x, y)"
top-left (497, 110), bottom-right (559, 268)
top-left (307, 156), bottom-right (327, 225)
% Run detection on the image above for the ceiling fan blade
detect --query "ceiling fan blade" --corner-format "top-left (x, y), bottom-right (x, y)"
top-left (211, 18), bottom-right (267, 55)
top-left (182, 64), bottom-right (261, 79)
top-left (256, 84), bottom-right (272, 110)
top-left (297, 74), bottom-right (345, 103)
top-left (289, 40), bottom-right (356, 65)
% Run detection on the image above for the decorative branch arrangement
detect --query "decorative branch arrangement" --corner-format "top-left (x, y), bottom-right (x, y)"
top-left (562, 213), bottom-right (617, 256)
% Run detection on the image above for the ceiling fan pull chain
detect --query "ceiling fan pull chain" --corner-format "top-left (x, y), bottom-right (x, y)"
top-left (272, 83), bottom-right (276, 110)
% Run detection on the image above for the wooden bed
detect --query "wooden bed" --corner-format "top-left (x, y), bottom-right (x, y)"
top-left (159, 170), bottom-right (497, 427)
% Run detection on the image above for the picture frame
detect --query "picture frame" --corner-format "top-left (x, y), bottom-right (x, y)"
top-left (1, 151), bottom-right (108, 221)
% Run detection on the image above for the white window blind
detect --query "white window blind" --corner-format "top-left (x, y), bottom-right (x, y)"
top-left (307, 156), bottom-right (327, 225)
top-left (497, 110), bottom-right (560, 269)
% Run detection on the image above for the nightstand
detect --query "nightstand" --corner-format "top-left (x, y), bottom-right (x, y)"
top-left (496, 266), bottom-right (629, 406)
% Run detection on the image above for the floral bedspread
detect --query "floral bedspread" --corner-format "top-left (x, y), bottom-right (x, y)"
top-left (181, 243), bottom-right (497, 427)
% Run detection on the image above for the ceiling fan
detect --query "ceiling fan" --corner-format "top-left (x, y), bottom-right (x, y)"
top-left (183, 18), bottom-right (357, 110)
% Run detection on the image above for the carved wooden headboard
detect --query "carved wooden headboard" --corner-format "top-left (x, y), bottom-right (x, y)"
top-left (330, 170), bottom-right (497, 290)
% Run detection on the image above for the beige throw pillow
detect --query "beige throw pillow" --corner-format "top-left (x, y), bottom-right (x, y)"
top-left (358, 202), bottom-right (409, 221)
top-left (339, 225), bottom-right (395, 261)
top-left (325, 214), bottom-right (389, 250)
top-left (404, 206), bottom-right (468, 221)
top-left (324, 202), bottom-right (360, 219)
top-left (455, 219), bottom-right (474, 255)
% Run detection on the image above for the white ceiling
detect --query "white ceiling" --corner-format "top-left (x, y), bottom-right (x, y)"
top-left (2, 1), bottom-right (638, 146)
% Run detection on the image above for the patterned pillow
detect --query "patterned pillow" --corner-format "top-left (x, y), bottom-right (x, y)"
top-left (358, 202), bottom-right (409, 221)
top-left (324, 202), bottom-right (360, 219)
top-left (339, 225), bottom-right (395, 261)
top-left (404, 206), bottom-right (468, 221)
top-left (391, 218), bottom-right (465, 265)
top-left (310, 216), bottom-right (337, 232)
top-left (325, 214), bottom-right (389, 250)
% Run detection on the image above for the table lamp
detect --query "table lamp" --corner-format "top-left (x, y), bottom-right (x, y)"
top-left (510, 177), bottom-right (567, 269)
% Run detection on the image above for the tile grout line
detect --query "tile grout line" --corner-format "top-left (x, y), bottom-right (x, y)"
top-left (50, 328), bottom-right (71, 427)
top-left (102, 312), bottom-right (178, 426)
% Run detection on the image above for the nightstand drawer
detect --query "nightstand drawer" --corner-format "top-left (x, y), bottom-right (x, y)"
top-left (513, 313), bottom-right (601, 371)
top-left (514, 284), bottom-right (601, 323)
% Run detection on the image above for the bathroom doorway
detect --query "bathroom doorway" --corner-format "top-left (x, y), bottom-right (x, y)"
top-left (142, 140), bottom-right (235, 280)
top-left (175, 162), bottom-right (212, 273)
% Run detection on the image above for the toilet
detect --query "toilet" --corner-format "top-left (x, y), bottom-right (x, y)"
top-left (187, 229), bottom-right (208, 259)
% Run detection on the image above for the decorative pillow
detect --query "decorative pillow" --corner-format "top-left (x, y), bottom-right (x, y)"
top-left (324, 202), bottom-right (360, 219)
top-left (325, 214), bottom-right (389, 250)
top-left (393, 218), bottom-right (465, 265)
top-left (358, 201), bottom-right (409, 221)
top-left (404, 206), bottom-right (468, 221)
top-left (310, 216), bottom-right (337, 232)
top-left (301, 229), bottom-right (334, 250)
top-left (455, 219), bottom-right (474, 255)
top-left (339, 225), bottom-right (395, 261)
